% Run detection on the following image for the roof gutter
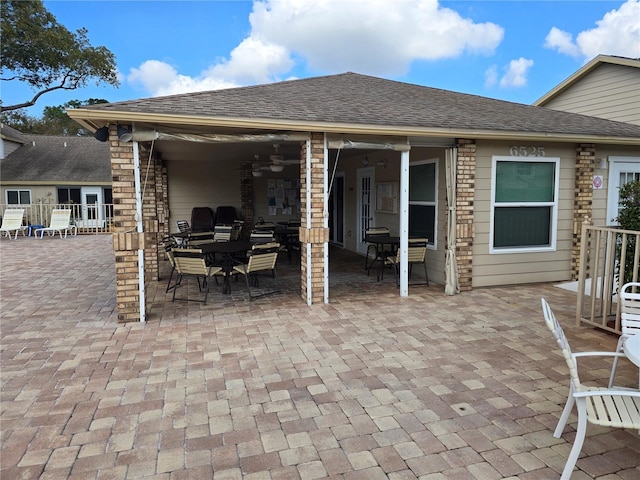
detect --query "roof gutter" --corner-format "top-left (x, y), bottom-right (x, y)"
top-left (67, 109), bottom-right (640, 146)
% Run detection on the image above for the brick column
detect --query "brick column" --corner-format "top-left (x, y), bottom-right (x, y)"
top-left (153, 156), bottom-right (169, 276)
top-left (240, 162), bottom-right (254, 238)
top-left (572, 144), bottom-right (595, 280)
top-left (299, 133), bottom-right (329, 304)
top-left (109, 125), bottom-right (143, 322)
top-left (456, 139), bottom-right (476, 291)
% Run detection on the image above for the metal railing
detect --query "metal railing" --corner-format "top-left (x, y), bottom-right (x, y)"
top-left (576, 222), bottom-right (640, 334)
top-left (1, 203), bottom-right (114, 235)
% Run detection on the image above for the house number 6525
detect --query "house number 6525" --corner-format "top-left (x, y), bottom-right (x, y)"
top-left (509, 145), bottom-right (545, 157)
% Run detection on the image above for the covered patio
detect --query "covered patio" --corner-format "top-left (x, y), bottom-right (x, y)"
top-left (2, 235), bottom-right (639, 478)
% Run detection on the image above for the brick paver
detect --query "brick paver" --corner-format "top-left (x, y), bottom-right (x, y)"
top-left (1, 235), bottom-right (639, 479)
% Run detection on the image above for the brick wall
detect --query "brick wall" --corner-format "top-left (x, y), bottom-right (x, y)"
top-left (240, 162), bottom-right (254, 239)
top-left (300, 133), bottom-right (329, 303)
top-left (572, 144), bottom-right (595, 279)
top-left (455, 139), bottom-right (476, 291)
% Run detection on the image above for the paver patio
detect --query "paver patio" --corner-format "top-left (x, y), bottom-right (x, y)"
top-left (1, 235), bottom-right (639, 479)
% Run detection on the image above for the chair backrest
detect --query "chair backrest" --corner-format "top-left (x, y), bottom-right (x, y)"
top-left (191, 207), bottom-right (215, 232)
top-left (213, 225), bottom-right (233, 242)
top-left (247, 242), bottom-right (279, 272)
top-left (1, 209), bottom-right (25, 229)
top-left (187, 231), bottom-right (215, 246)
top-left (161, 237), bottom-right (178, 267)
top-left (215, 206), bottom-right (238, 225)
top-left (541, 298), bottom-right (581, 389)
top-left (231, 222), bottom-right (243, 241)
top-left (366, 227), bottom-right (389, 237)
top-left (48, 209), bottom-right (72, 228)
top-left (172, 248), bottom-right (208, 275)
top-left (176, 220), bottom-right (191, 233)
top-left (621, 282), bottom-right (640, 337)
top-left (250, 229), bottom-right (275, 244)
top-left (407, 238), bottom-right (427, 263)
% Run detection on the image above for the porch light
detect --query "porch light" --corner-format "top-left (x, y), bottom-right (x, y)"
top-left (117, 125), bottom-right (133, 143)
top-left (94, 126), bottom-right (109, 142)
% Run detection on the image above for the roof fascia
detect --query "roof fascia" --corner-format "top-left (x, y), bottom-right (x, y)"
top-left (534, 55), bottom-right (640, 106)
top-left (67, 108), bottom-right (640, 146)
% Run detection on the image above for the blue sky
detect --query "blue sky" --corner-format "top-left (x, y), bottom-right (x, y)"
top-left (4, 0), bottom-right (639, 117)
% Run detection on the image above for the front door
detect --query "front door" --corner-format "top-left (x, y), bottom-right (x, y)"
top-left (356, 167), bottom-right (375, 255)
top-left (607, 157), bottom-right (640, 225)
top-left (82, 187), bottom-right (104, 227)
top-left (329, 173), bottom-right (345, 246)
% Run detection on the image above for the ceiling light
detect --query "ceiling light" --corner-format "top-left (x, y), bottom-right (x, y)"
top-left (270, 164), bottom-right (284, 172)
top-left (252, 170), bottom-right (263, 177)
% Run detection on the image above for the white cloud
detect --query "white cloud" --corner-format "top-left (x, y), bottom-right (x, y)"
top-left (484, 65), bottom-right (498, 88)
top-left (126, 0), bottom-right (504, 96)
top-left (499, 58), bottom-right (534, 88)
top-left (545, 0), bottom-right (640, 60)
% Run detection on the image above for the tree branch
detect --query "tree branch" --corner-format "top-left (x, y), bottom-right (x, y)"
top-left (0, 78), bottom-right (75, 112)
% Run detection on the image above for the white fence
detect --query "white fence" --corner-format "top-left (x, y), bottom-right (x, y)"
top-left (1, 203), bottom-right (114, 235)
top-left (576, 223), bottom-right (640, 334)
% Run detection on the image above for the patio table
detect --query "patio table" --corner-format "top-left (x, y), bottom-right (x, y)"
top-left (200, 240), bottom-right (251, 294)
top-left (363, 235), bottom-right (400, 282)
top-left (623, 335), bottom-right (640, 386)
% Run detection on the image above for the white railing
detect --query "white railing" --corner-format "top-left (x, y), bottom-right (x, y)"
top-left (1, 203), bottom-right (114, 235)
top-left (576, 222), bottom-right (640, 334)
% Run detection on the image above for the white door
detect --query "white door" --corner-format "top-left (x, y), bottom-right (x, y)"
top-left (356, 167), bottom-right (375, 255)
top-left (82, 187), bottom-right (104, 227)
top-left (606, 157), bottom-right (640, 225)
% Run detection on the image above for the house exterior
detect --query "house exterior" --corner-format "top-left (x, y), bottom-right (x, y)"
top-left (0, 133), bottom-right (112, 227)
top-left (66, 72), bottom-right (640, 323)
top-left (534, 55), bottom-right (640, 125)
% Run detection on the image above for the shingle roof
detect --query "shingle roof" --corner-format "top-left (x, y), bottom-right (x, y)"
top-left (81, 72), bottom-right (640, 139)
top-left (1, 135), bottom-right (111, 183)
top-left (1, 123), bottom-right (27, 143)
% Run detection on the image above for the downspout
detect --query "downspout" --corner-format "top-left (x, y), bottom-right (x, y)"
top-left (132, 137), bottom-right (146, 322)
top-left (399, 147), bottom-right (410, 296)
top-left (305, 135), bottom-right (312, 306)
top-left (323, 135), bottom-right (329, 304)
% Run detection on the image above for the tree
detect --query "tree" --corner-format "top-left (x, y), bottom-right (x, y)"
top-left (0, 0), bottom-right (119, 112)
top-left (615, 180), bottom-right (640, 286)
top-left (1, 98), bottom-right (108, 135)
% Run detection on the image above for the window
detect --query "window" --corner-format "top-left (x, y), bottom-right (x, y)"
top-left (409, 159), bottom-right (437, 246)
top-left (490, 156), bottom-right (559, 253)
top-left (6, 189), bottom-right (31, 205)
top-left (57, 187), bottom-right (81, 204)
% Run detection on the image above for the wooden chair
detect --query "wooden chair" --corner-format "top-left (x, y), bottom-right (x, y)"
top-left (232, 242), bottom-right (280, 300)
top-left (541, 298), bottom-right (640, 480)
top-left (609, 282), bottom-right (640, 387)
top-left (160, 238), bottom-right (179, 293)
top-left (0, 209), bottom-right (26, 239)
top-left (383, 238), bottom-right (429, 286)
top-left (171, 248), bottom-right (222, 304)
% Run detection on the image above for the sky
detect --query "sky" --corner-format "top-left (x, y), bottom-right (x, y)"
top-left (3, 0), bottom-right (640, 117)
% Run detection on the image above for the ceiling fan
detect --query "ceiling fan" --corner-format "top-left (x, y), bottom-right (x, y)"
top-left (252, 144), bottom-right (299, 176)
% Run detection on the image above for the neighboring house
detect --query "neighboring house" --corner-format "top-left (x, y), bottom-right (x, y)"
top-left (66, 72), bottom-right (640, 322)
top-left (534, 55), bottom-right (640, 125)
top-left (0, 133), bottom-right (112, 227)
top-left (0, 123), bottom-right (28, 159)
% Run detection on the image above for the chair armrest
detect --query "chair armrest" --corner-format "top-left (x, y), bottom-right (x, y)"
top-left (573, 351), bottom-right (627, 359)
top-left (573, 388), bottom-right (640, 398)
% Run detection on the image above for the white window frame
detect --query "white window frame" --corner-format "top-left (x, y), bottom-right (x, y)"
top-left (5, 189), bottom-right (31, 205)
top-left (409, 158), bottom-right (438, 249)
top-left (490, 156), bottom-right (560, 254)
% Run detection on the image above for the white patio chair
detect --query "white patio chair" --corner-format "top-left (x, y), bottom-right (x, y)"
top-left (36, 209), bottom-right (77, 239)
top-left (609, 282), bottom-right (640, 388)
top-left (541, 298), bottom-right (640, 480)
top-left (232, 242), bottom-right (280, 301)
top-left (0, 209), bottom-right (26, 239)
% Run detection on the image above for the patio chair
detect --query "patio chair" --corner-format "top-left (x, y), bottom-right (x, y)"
top-left (540, 298), bottom-right (640, 480)
top-left (213, 224), bottom-right (233, 242)
top-left (160, 238), bottom-right (179, 293)
top-left (383, 237), bottom-right (429, 286)
top-left (176, 219), bottom-right (191, 234)
top-left (250, 229), bottom-right (275, 244)
top-left (171, 248), bottom-right (223, 304)
top-left (232, 242), bottom-right (280, 301)
top-left (0, 209), bottom-right (26, 239)
top-left (609, 282), bottom-right (640, 388)
top-left (191, 207), bottom-right (216, 232)
top-left (364, 227), bottom-right (390, 273)
top-left (187, 231), bottom-right (215, 247)
top-left (36, 209), bottom-right (77, 239)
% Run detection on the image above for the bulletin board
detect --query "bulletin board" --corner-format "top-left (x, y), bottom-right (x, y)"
top-left (376, 182), bottom-right (397, 213)
top-left (267, 177), bottom-right (301, 216)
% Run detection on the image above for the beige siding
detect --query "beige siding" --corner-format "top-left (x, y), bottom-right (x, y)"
top-left (166, 159), bottom-right (241, 233)
top-left (472, 141), bottom-right (576, 287)
top-left (543, 64), bottom-right (640, 125)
